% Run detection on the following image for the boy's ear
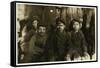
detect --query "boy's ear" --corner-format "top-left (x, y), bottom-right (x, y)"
top-left (64, 25), bottom-right (66, 27)
top-left (79, 23), bottom-right (82, 28)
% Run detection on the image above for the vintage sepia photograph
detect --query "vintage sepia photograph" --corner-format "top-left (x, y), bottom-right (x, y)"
top-left (11, 1), bottom-right (98, 66)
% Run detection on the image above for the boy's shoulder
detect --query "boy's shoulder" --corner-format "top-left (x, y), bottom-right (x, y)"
top-left (70, 30), bottom-right (84, 35)
top-left (78, 30), bottom-right (84, 35)
top-left (66, 31), bottom-right (71, 35)
top-left (78, 30), bottom-right (85, 38)
top-left (65, 31), bottom-right (72, 37)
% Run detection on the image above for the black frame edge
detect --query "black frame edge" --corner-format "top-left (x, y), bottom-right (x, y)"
top-left (10, 1), bottom-right (98, 67)
top-left (10, 1), bottom-right (16, 67)
top-left (12, 1), bottom-right (97, 7)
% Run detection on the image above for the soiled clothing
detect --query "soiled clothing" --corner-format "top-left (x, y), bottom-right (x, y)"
top-left (55, 31), bottom-right (71, 61)
top-left (83, 27), bottom-right (95, 59)
top-left (67, 30), bottom-right (87, 58)
top-left (45, 30), bottom-right (71, 61)
top-left (30, 34), bottom-right (47, 62)
top-left (20, 27), bottom-right (37, 63)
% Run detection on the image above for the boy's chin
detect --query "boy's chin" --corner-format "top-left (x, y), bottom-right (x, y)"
top-left (74, 29), bottom-right (79, 31)
top-left (39, 33), bottom-right (45, 36)
top-left (58, 29), bottom-right (64, 32)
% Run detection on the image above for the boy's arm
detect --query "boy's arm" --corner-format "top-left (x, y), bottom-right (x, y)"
top-left (80, 31), bottom-right (88, 55)
top-left (65, 32), bottom-right (72, 50)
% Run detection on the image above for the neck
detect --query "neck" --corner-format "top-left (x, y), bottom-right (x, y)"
top-left (74, 30), bottom-right (79, 33)
top-left (58, 29), bottom-right (64, 33)
top-left (60, 30), bottom-right (64, 33)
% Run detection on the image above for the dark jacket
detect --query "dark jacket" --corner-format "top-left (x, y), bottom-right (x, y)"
top-left (30, 33), bottom-right (47, 62)
top-left (45, 30), bottom-right (70, 61)
top-left (68, 30), bottom-right (87, 56)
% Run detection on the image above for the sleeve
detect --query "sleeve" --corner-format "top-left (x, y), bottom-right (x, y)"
top-left (65, 32), bottom-right (72, 51)
top-left (80, 31), bottom-right (87, 53)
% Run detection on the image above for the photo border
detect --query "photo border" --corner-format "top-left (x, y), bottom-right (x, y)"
top-left (10, 1), bottom-right (98, 67)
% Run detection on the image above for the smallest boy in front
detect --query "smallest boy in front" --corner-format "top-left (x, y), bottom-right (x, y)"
top-left (66, 19), bottom-right (89, 61)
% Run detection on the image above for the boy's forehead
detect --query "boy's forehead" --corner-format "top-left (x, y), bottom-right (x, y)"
top-left (39, 26), bottom-right (46, 29)
top-left (33, 20), bottom-right (38, 22)
top-left (74, 21), bottom-right (79, 24)
top-left (58, 22), bottom-right (65, 25)
top-left (34, 20), bottom-right (38, 22)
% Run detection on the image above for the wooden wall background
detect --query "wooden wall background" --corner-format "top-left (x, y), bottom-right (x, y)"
top-left (16, 4), bottom-right (95, 32)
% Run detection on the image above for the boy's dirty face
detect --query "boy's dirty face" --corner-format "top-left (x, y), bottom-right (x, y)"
top-left (38, 26), bottom-right (46, 35)
top-left (86, 23), bottom-right (90, 29)
top-left (32, 20), bottom-right (38, 28)
top-left (73, 21), bottom-right (80, 31)
top-left (57, 22), bottom-right (65, 32)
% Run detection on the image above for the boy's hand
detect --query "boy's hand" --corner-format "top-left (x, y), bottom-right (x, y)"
top-left (20, 54), bottom-right (24, 60)
top-left (84, 52), bottom-right (89, 56)
top-left (82, 52), bottom-right (90, 60)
